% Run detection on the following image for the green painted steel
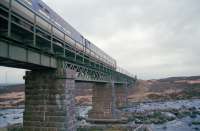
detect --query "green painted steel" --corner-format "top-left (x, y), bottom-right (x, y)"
top-left (0, 40), bottom-right (57, 68)
top-left (0, 0), bottom-right (135, 84)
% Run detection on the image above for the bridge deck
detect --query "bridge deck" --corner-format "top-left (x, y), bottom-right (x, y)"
top-left (0, 0), bottom-right (135, 84)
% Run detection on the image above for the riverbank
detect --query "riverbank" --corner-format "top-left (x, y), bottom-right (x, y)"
top-left (123, 99), bottom-right (200, 131)
top-left (77, 99), bottom-right (200, 131)
top-left (0, 99), bottom-right (200, 131)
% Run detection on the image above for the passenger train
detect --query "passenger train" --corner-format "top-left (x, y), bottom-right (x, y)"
top-left (0, 0), bottom-right (133, 77)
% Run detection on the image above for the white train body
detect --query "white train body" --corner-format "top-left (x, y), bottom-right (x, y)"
top-left (0, 0), bottom-right (117, 69)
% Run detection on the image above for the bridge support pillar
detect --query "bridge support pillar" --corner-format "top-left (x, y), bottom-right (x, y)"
top-left (88, 81), bottom-right (122, 122)
top-left (115, 83), bottom-right (128, 108)
top-left (23, 69), bottom-right (76, 131)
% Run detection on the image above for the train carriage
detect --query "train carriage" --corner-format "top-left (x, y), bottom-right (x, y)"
top-left (0, 0), bottom-right (119, 70)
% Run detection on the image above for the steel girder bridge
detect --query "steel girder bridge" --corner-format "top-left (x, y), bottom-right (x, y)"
top-left (0, 1), bottom-right (137, 130)
top-left (0, 0), bottom-right (136, 84)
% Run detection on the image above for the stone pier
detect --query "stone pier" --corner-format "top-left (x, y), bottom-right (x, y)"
top-left (88, 82), bottom-right (123, 123)
top-left (23, 69), bottom-right (76, 131)
top-left (115, 83), bottom-right (128, 108)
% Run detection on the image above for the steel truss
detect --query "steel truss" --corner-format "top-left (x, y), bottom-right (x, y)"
top-left (0, 0), bottom-right (136, 84)
top-left (63, 61), bottom-right (135, 84)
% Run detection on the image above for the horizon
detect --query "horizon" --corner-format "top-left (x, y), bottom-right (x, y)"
top-left (0, 66), bottom-right (200, 84)
top-left (1, 0), bottom-right (200, 82)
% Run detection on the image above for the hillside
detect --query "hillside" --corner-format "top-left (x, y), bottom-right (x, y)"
top-left (128, 76), bottom-right (200, 102)
top-left (0, 76), bottom-right (200, 107)
top-left (0, 84), bottom-right (24, 108)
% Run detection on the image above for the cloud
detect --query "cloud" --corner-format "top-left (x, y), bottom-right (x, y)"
top-left (0, 67), bottom-right (25, 83)
top-left (1, 0), bottom-right (200, 81)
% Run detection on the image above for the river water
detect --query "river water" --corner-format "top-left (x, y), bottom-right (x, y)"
top-left (124, 99), bottom-right (200, 131)
top-left (0, 106), bottom-right (92, 128)
top-left (0, 109), bottom-right (23, 128)
top-left (124, 99), bottom-right (200, 113)
top-left (0, 99), bottom-right (200, 131)
top-left (151, 115), bottom-right (200, 131)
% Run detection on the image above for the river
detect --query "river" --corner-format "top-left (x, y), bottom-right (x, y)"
top-left (0, 99), bottom-right (200, 131)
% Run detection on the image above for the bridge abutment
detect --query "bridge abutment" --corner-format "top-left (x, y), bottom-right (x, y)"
top-left (23, 69), bottom-right (76, 131)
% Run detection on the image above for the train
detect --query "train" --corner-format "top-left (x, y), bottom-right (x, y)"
top-left (0, 0), bottom-right (133, 77)
top-left (0, 0), bottom-right (117, 69)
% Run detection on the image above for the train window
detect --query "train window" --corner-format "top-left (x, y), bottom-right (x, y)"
top-left (86, 41), bottom-right (90, 49)
top-left (44, 9), bottom-right (50, 14)
top-left (38, 3), bottom-right (43, 9)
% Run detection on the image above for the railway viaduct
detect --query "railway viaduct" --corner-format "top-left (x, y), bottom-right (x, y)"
top-left (0, 0), bottom-right (136, 131)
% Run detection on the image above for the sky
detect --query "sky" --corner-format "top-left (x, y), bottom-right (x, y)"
top-left (0, 0), bottom-right (200, 83)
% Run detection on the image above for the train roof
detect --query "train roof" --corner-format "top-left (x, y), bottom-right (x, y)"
top-left (21, 0), bottom-right (116, 62)
top-left (27, 0), bottom-right (83, 43)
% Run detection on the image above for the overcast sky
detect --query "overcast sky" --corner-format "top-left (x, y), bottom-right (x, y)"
top-left (0, 0), bottom-right (200, 83)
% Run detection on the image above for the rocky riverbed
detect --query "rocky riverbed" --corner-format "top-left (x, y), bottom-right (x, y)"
top-left (151, 115), bottom-right (200, 131)
top-left (0, 99), bottom-right (200, 131)
top-left (77, 99), bottom-right (200, 131)
top-left (124, 99), bottom-right (200, 131)
top-left (0, 109), bottom-right (23, 128)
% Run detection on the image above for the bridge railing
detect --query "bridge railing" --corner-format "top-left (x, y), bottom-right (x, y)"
top-left (117, 66), bottom-right (135, 79)
top-left (0, 0), bottom-right (135, 83)
top-left (0, 0), bottom-right (116, 70)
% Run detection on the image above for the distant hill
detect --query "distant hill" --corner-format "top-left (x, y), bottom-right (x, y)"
top-left (128, 76), bottom-right (200, 102)
top-left (158, 76), bottom-right (200, 82)
top-left (75, 75), bottom-right (200, 104)
top-left (0, 84), bottom-right (24, 109)
top-left (0, 76), bottom-right (199, 107)
top-left (0, 84), bottom-right (24, 94)
top-left (0, 83), bottom-right (24, 87)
